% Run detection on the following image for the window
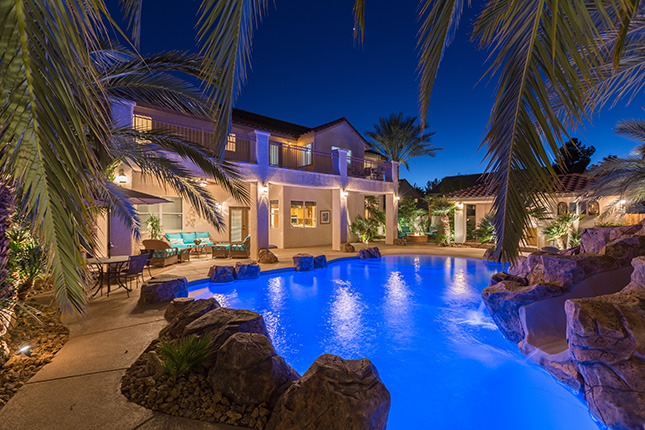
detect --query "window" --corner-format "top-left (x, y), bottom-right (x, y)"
top-left (133, 114), bottom-right (152, 132)
top-left (587, 200), bottom-right (600, 216)
top-left (138, 197), bottom-right (183, 231)
top-left (269, 143), bottom-right (280, 165)
top-left (331, 146), bottom-right (352, 161)
top-left (557, 202), bottom-right (568, 215)
top-left (290, 201), bottom-right (303, 227)
top-left (304, 201), bottom-right (316, 227)
top-left (270, 200), bottom-right (279, 228)
top-left (226, 133), bottom-right (236, 152)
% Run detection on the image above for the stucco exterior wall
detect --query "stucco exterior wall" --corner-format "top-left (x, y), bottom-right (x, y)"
top-left (282, 186), bottom-right (334, 248)
top-left (313, 122), bottom-right (367, 157)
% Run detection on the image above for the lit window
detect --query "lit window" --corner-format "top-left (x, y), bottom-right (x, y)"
top-left (138, 196), bottom-right (183, 231)
top-left (304, 201), bottom-right (316, 227)
top-left (226, 133), bottom-right (236, 152)
top-left (587, 201), bottom-right (600, 216)
top-left (270, 200), bottom-right (279, 228)
top-left (290, 201), bottom-right (303, 227)
top-left (557, 202), bottom-right (568, 215)
top-left (298, 143), bottom-right (312, 167)
top-left (133, 114), bottom-right (152, 132)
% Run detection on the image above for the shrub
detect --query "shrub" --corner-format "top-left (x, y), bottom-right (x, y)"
top-left (157, 335), bottom-right (210, 377)
top-left (594, 221), bottom-right (625, 227)
top-left (146, 214), bottom-right (164, 240)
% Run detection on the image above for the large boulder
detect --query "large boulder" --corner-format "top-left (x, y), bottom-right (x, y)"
top-left (209, 333), bottom-right (299, 407)
top-left (138, 275), bottom-right (188, 305)
top-left (164, 297), bottom-right (195, 321)
top-left (489, 272), bottom-right (528, 287)
top-left (266, 354), bottom-right (390, 430)
top-left (258, 249), bottom-right (278, 264)
top-left (579, 225), bottom-right (642, 254)
top-left (359, 247), bottom-right (381, 259)
top-left (393, 238), bottom-right (407, 246)
top-left (565, 286), bottom-right (645, 429)
top-left (208, 265), bottom-right (235, 283)
top-left (235, 260), bottom-right (260, 280)
top-left (183, 308), bottom-right (270, 364)
top-left (314, 255), bottom-right (328, 269)
top-left (602, 234), bottom-right (645, 266)
top-left (293, 254), bottom-right (314, 272)
top-left (482, 281), bottom-right (571, 343)
top-left (540, 253), bottom-right (618, 289)
top-left (340, 242), bottom-right (355, 253)
top-left (159, 298), bottom-right (221, 339)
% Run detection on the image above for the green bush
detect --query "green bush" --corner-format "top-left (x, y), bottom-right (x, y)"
top-left (146, 214), bottom-right (164, 240)
top-left (594, 221), bottom-right (624, 227)
top-left (157, 335), bottom-right (210, 377)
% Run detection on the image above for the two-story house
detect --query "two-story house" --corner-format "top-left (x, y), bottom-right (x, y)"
top-left (103, 100), bottom-right (400, 258)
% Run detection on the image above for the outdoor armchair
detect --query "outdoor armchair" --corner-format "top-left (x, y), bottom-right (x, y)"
top-left (229, 235), bottom-right (251, 258)
top-left (142, 239), bottom-right (179, 267)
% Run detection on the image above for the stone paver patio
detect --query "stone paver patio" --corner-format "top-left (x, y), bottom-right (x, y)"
top-left (0, 243), bottom-right (486, 430)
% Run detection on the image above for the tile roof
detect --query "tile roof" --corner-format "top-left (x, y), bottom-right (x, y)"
top-left (446, 173), bottom-right (594, 199)
top-left (232, 109), bottom-right (311, 137)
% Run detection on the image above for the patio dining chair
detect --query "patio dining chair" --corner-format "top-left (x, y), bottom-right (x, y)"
top-left (118, 253), bottom-right (149, 294)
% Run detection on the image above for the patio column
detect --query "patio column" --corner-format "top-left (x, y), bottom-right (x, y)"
top-left (332, 188), bottom-right (348, 250)
top-left (250, 181), bottom-right (270, 258)
top-left (254, 130), bottom-right (270, 178)
top-left (454, 203), bottom-right (466, 243)
top-left (385, 193), bottom-right (398, 245)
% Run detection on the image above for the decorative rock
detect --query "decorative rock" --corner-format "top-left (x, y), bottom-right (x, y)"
top-left (258, 249), bottom-right (278, 264)
top-left (266, 354), bottom-right (390, 430)
top-left (209, 333), bottom-right (299, 407)
top-left (540, 253), bottom-right (618, 289)
top-left (481, 281), bottom-right (570, 343)
top-left (558, 246), bottom-right (580, 256)
top-left (208, 265), bottom-right (235, 283)
top-left (489, 272), bottom-right (528, 287)
top-left (518, 341), bottom-right (584, 392)
top-left (160, 298), bottom-right (221, 339)
top-left (183, 308), bottom-right (270, 364)
top-left (313, 255), bottom-right (327, 269)
top-left (340, 242), bottom-right (355, 253)
top-left (164, 297), bottom-right (195, 321)
top-left (393, 238), bottom-right (407, 246)
top-left (235, 260), bottom-right (261, 280)
top-left (602, 234), bottom-right (645, 266)
top-left (292, 254), bottom-right (314, 272)
top-left (482, 248), bottom-right (496, 261)
top-left (144, 351), bottom-right (166, 379)
top-left (566, 287), bottom-right (645, 429)
top-left (579, 225), bottom-right (642, 254)
top-left (540, 246), bottom-right (561, 253)
top-left (359, 247), bottom-right (381, 259)
top-left (138, 275), bottom-right (188, 305)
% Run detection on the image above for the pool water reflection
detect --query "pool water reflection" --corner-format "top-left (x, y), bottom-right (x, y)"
top-left (189, 255), bottom-right (602, 430)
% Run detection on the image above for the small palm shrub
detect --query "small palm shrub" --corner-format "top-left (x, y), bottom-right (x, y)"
top-left (146, 214), bottom-right (163, 240)
top-left (475, 213), bottom-right (496, 244)
top-left (350, 216), bottom-right (378, 244)
top-left (157, 335), bottom-right (210, 377)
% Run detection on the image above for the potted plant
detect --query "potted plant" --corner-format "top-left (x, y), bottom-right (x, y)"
top-left (146, 214), bottom-right (163, 240)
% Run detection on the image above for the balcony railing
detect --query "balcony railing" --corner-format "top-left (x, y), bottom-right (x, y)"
top-left (268, 141), bottom-right (337, 175)
top-left (147, 116), bottom-right (256, 163)
top-left (347, 156), bottom-right (391, 182)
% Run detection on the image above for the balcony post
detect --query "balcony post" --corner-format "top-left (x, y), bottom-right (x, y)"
top-left (254, 130), bottom-right (270, 180)
top-left (249, 181), bottom-right (270, 258)
top-left (332, 148), bottom-right (348, 180)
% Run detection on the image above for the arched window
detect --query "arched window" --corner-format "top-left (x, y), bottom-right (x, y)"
top-left (557, 202), bottom-right (568, 215)
top-left (587, 200), bottom-right (600, 216)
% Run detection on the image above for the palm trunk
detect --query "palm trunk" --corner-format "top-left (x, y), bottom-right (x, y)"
top-left (441, 214), bottom-right (451, 246)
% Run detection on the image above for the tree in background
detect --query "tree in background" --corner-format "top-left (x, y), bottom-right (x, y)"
top-left (365, 113), bottom-right (440, 170)
top-left (424, 178), bottom-right (440, 195)
top-left (398, 197), bottom-right (429, 233)
top-left (553, 139), bottom-right (596, 174)
top-left (544, 213), bottom-right (581, 249)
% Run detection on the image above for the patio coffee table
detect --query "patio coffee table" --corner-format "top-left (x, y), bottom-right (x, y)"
top-left (190, 244), bottom-right (209, 258)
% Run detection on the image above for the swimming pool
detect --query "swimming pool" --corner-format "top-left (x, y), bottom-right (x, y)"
top-left (189, 254), bottom-right (603, 429)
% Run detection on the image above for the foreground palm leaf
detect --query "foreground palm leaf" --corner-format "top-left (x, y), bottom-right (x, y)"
top-left (0, 0), bottom-right (112, 314)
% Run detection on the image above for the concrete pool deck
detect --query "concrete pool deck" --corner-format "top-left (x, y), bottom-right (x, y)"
top-left (0, 243), bottom-right (487, 430)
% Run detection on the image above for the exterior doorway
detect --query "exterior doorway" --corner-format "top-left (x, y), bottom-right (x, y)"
top-left (229, 207), bottom-right (249, 242)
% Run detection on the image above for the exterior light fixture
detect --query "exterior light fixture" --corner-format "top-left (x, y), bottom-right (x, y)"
top-left (215, 202), bottom-right (222, 212)
top-left (341, 190), bottom-right (349, 198)
top-left (260, 184), bottom-right (269, 194)
top-left (394, 195), bottom-right (400, 201)
top-left (18, 345), bottom-right (31, 357)
top-left (199, 179), bottom-right (208, 187)
top-left (619, 199), bottom-right (627, 205)
top-left (115, 169), bottom-right (128, 184)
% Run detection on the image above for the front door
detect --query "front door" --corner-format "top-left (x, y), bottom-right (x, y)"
top-left (229, 207), bottom-right (249, 242)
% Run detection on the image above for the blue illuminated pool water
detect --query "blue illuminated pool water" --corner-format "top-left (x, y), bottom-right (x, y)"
top-left (189, 255), bottom-right (602, 429)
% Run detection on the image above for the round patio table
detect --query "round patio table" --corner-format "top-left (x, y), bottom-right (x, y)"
top-left (87, 255), bottom-right (130, 296)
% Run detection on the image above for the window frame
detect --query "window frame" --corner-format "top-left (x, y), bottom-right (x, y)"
top-left (290, 201), bottom-right (304, 228)
top-left (270, 200), bottom-right (279, 229)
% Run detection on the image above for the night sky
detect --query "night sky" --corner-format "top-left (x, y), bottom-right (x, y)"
top-left (107, 0), bottom-right (645, 187)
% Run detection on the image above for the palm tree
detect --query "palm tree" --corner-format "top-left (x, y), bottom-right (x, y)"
top-left (586, 119), bottom-right (645, 211)
top-left (365, 113), bottom-right (439, 170)
top-left (428, 197), bottom-right (459, 246)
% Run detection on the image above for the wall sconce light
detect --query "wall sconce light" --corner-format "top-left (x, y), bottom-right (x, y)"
top-left (394, 195), bottom-right (400, 201)
top-left (619, 199), bottom-right (627, 205)
top-left (341, 190), bottom-right (349, 198)
top-left (199, 178), bottom-right (208, 187)
top-left (115, 169), bottom-right (127, 184)
top-left (215, 202), bottom-right (222, 212)
top-left (456, 202), bottom-right (464, 209)
top-left (260, 183), bottom-right (269, 194)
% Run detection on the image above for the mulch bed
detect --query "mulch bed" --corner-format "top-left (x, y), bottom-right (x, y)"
top-left (121, 340), bottom-right (271, 429)
top-left (0, 303), bottom-right (69, 409)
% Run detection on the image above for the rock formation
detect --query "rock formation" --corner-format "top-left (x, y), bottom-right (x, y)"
top-left (292, 254), bottom-right (314, 272)
top-left (138, 275), bottom-right (188, 305)
top-left (160, 298), bottom-right (221, 339)
top-left (359, 247), bottom-right (381, 259)
top-left (258, 249), bottom-right (278, 264)
top-left (235, 260), bottom-right (261, 280)
top-left (482, 225), bottom-right (645, 430)
top-left (313, 255), bottom-right (327, 269)
top-left (266, 354), bottom-right (390, 430)
top-left (340, 242), bottom-right (355, 252)
top-left (208, 265), bottom-right (235, 283)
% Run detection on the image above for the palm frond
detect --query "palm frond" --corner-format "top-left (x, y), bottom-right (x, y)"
top-left (119, 0), bottom-right (144, 48)
top-left (1, 0), bottom-right (113, 315)
top-left (198, 0), bottom-right (268, 153)
top-left (353, 0), bottom-right (365, 45)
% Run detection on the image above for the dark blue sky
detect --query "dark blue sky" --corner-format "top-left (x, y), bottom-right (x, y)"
top-left (111, 0), bottom-right (645, 187)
